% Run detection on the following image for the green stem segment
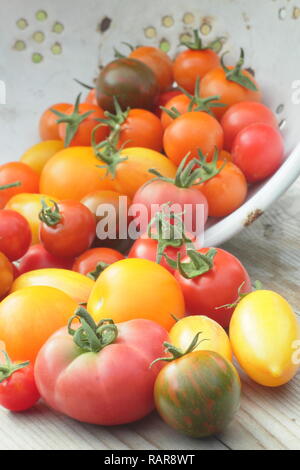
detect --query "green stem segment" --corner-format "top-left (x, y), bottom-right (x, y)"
top-left (0, 181), bottom-right (21, 191)
top-left (0, 351), bottom-right (30, 383)
top-left (150, 332), bottom-right (207, 367)
top-left (181, 29), bottom-right (223, 51)
top-left (215, 280), bottom-right (263, 310)
top-left (39, 199), bottom-right (62, 227)
top-left (87, 262), bottom-right (110, 281)
top-left (165, 248), bottom-right (217, 278)
top-left (221, 48), bottom-right (258, 91)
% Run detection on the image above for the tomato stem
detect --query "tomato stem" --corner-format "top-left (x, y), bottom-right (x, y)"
top-left (165, 248), bottom-right (217, 279)
top-left (39, 199), bottom-right (62, 227)
top-left (150, 332), bottom-right (207, 367)
top-left (221, 48), bottom-right (258, 91)
top-left (87, 261), bottom-right (110, 281)
top-left (0, 181), bottom-right (21, 190)
top-left (0, 351), bottom-right (30, 383)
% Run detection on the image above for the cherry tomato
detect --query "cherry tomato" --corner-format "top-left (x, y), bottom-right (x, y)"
top-left (39, 103), bottom-right (70, 141)
top-left (199, 161), bottom-right (248, 217)
top-left (173, 247), bottom-right (251, 328)
top-left (96, 58), bottom-right (159, 112)
top-left (219, 150), bottom-right (233, 162)
top-left (0, 253), bottom-right (14, 298)
top-left (0, 210), bottom-right (32, 261)
top-left (39, 200), bottom-right (96, 258)
top-left (154, 89), bottom-right (181, 117)
top-left (163, 111), bottom-right (224, 165)
top-left (129, 46), bottom-right (174, 92)
top-left (0, 353), bottom-right (40, 412)
top-left (0, 162), bottom-right (39, 209)
top-left (73, 247), bottom-right (124, 280)
top-left (221, 102), bottom-right (278, 151)
top-left (232, 123), bottom-right (284, 183)
top-left (160, 94), bottom-right (192, 130)
top-left (18, 244), bottom-right (73, 275)
top-left (85, 88), bottom-right (97, 106)
top-left (20, 140), bottom-right (64, 175)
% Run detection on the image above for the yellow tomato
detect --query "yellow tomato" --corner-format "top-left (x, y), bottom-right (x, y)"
top-left (39, 146), bottom-right (115, 201)
top-left (87, 258), bottom-right (185, 330)
top-left (5, 193), bottom-right (58, 244)
top-left (20, 140), bottom-right (64, 175)
top-left (10, 268), bottom-right (94, 304)
top-left (0, 286), bottom-right (77, 362)
top-left (229, 290), bottom-right (300, 387)
top-left (169, 316), bottom-right (232, 362)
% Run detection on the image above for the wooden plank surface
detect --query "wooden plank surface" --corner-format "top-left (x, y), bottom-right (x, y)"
top-left (0, 179), bottom-right (299, 451)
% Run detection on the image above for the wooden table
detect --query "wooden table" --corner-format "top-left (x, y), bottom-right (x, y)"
top-left (1, 180), bottom-right (299, 451)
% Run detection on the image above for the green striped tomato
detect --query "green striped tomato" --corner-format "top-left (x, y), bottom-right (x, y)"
top-left (154, 350), bottom-right (241, 438)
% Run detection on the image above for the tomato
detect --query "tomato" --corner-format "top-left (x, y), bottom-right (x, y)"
top-left (219, 149), bottom-right (233, 162)
top-left (232, 123), bottom-right (284, 183)
top-left (0, 162), bottom-right (39, 209)
top-left (39, 102), bottom-right (70, 140)
top-left (129, 46), bottom-right (173, 92)
top-left (154, 347), bottom-right (241, 438)
top-left (5, 193), bottom-right (59, 245)
top-left (200, 50), bottom-right (261, 119)
top-left (87, 258), bottom-right (185, 330)
top-left (154, 89), bottom-right (181, 117)
top-left (96, 58), bottom-right (159, 112)
top-left (163, 112), bottom-right (224, 165)
top-left (20, 140), bottom-right (64, 175)
top-left (169, 316), bottom-right (232, 361)
top-left (0, 353), bottom-right (40, 412)
top-left (172, 247), bottom-right (251, 328)
top-left (230, 290), bottom-right (300, 387)
top-left (85, 88), bottom-right (97, 106)
top-left (0, 286), bottom-right (77, 363)
top-left (161, 94), bottom-right (192, 130)
top-left (199, 161), bottom-right (248, 217)
top-left (10, 268), bottom-right (94, 305)
top-left (39, 200), bottom-right (96, 258)
top-left (173, 31), bottom-right (220, 94)
top-left (35, 307), bottom-right (169, 425)
top-left (221, 102), bottom-right (278, 151)
top-left (0, 253), bottom-right (14, 299)
top-left (0, 210), bottom-right (32, 261)
top-left (72, 247), bottom-right (124, 279)
top-left (40, 147), bottom-right (115, 201)
top-left (18, 244), bottom-right (73, 275)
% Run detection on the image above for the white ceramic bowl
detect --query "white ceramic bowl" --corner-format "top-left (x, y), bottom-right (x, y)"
top-left (1, 0), bottom-right (300, 245)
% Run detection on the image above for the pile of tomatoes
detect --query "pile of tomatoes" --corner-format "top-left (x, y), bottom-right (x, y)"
top-left (0, 32), bottom-right (298, 439)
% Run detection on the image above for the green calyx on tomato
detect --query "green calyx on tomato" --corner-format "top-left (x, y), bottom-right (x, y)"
top-left (97, 97), bottom-right (129, 141)
top-left (0, 181), bottom-right (21, 191)
top-left (216, 279), bottom-right (263, 310)
top-left (68, 306), bottom-right (118, 353)
top-left (92, 125), bottom-right (128, 178)
top-left (51, 94), bottom-right (95, 147)
top-left (221, 48), bottom-right (258, 91)
top-left (166, 248), bottom-right (217, 278)
top-left (151, 331), bottom-right (206, 367)
top-left (0, 350), bottom-right (30, 383)
top-left (39, 199), bottom-right (62, 226)
top-left (87, 261), bottom-right (110, 281)
top-left (181, 29), bottom-right (224, 52)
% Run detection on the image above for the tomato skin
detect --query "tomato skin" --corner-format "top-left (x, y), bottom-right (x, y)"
top-left (85, 88), bottom-right (97, 106)
top-left (229, 291), bottom-right (300, 387)
top-left (0, 286), bottom-right (78, 363)
top-left (0, 253), bottom-right (14, 298)
top-left (129, 46), bottom-right (174, 92)
top-left (163, 112), bottom-right (224, 165)
top-left (0, 210), bottom-right (32, 261)
top-left (18, 244), bottom-right (73, 275)
top-left (232, 123), bottom-right (284, 183)
top-left (96, 58), bottom-right (159, 112)
top-left (199, 161), bottom-right (248, 217)
top-left (39, 103), bottom-right (70, 141)
top-left (72, 247), bottom-right (125, 277)
top-left (20, 140), bottom-right (64, 175)
top-left (40, 201), bottom-right (96, 258)
top-left (160, 94), bottom-right (191, 130)
top-left (169, 316), bottom-right (232, 361)
top-left (0, 162), bottom-right (39, 209)
top-left (221, 102), bottom-right (278, 151)
top-left (40, 147), bottom-right (115, 201)
top-left (154, 89), bottom-right (181, 117)
top-left (154, 350), bottom-right (241, 438)
top-left (173, 49), bottom-right (220, 94)
top-left (201, 67), bottom-right (261, 119)
top-left (0, 363), bottom-right (40, 412)
top-left (35, 319), bottom-right (169, 425)
top-left (87, 258), bottom-right (185, 331)
top-left (174, 248), bottom-right (251, 328)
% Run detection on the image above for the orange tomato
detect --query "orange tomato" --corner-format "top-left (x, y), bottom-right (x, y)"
top-left (219, 150), bottom-right (233, 162)
top-left (39, 147), bottom-right (115, 201)
top-left (0, 162), bottom-right (39, 209)
top-left (0, 253), bottom-right (14, 299)
top-left (20, 140), bottom-right (64, 175)
top-left (161, 94), bottom-right (191, 130)
top-left (199, 161), bottom-right (248, 217)
top-left (85, 88), bottom-right (98, 106)
top-left (39, 103), bottom-right (70, 141)
top-left (129, 46), bottom-right (173, 92)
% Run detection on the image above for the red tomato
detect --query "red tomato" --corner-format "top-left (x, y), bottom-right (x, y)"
top-left (0, 210), bottom-right (32, 261)
top-left (154, 89), bottom-right (181, 117)
top-left (0, 253), bottom-right (14, 298)
top-left (0, 162), bottom-right (39, 209)
top-left (173, 248), bottom-right (251, 328)
top-left (221, 102), bottom-right (278, 151)
top-left (72, 247), bottom-right (125, 279)
top-left (39, 200), bottom-right (96, 258)
top-left (39, 103), bottom-right (70, 141)
top-left (232, 123), bottom-right (284, 183)
top-left (34, 307), bottom-right (169, 425)
top-left (0, 353), bottom-right (40, 412)
top-left (18, 244), bottom-right (73, 275)
top-left (163, 111), bottom-right (224, 165)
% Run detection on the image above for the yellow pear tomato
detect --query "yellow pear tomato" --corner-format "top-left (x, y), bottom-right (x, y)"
top-left (20, 140), bottom-right (64, 175)
top-left (229, 290), bottom-right (300, 387)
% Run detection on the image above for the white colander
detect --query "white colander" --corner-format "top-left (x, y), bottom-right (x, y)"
top-left (1, 0), bottom-right (300, 245)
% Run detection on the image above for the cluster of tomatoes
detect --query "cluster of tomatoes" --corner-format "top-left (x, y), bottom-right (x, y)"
top-left (0, 32), bottom-right (298, 439)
